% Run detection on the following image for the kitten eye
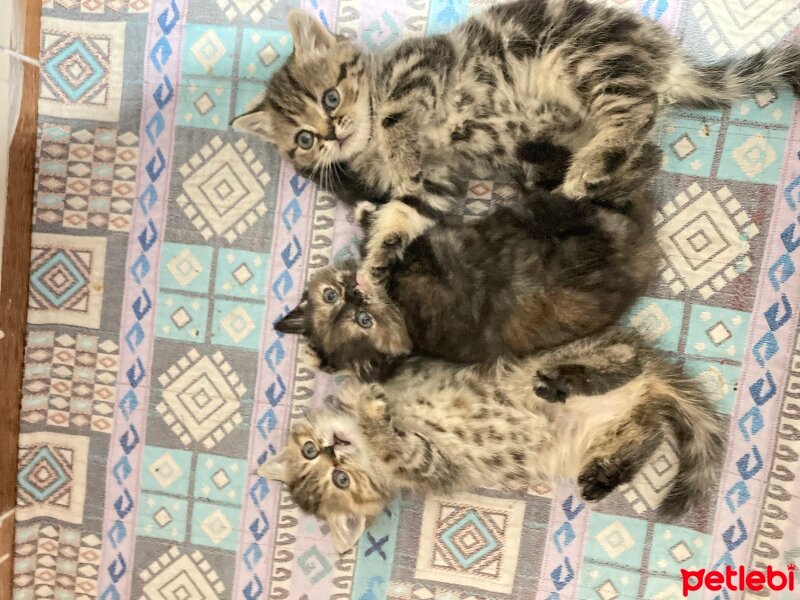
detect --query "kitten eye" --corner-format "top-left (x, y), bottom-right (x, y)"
top-left (296, 130), bottom-right (315, 150)
top-left (302, 441), bottom-right (319, 460)
top-left (332, 469), bottom-right (350, 489)
top-left (323, 288), bottom-right (338, 303)
top-left (355, 310), bottom-right (373, 328)
top-left (323, 88), bottom-right (340, 110)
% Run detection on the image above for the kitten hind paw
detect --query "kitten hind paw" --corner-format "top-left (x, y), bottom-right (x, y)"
top-left (533, 369), bottom-right (570, 403)
top-left (578, 458), bottom-right (624, 502)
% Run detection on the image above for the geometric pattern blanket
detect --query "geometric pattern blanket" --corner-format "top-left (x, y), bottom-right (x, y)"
top-left (13, 0), bottom-right (800, 597)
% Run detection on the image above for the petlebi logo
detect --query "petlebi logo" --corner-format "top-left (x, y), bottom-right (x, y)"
top-left (681, 564), bottom-right (796, 596)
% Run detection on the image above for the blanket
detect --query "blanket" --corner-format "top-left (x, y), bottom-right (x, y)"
top-left (14, 0), bottom-right (800, 598)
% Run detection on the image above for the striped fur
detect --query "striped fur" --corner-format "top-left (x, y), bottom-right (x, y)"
top-left (233, 2), bottom-right (799, 278)
top-left (259, 327), bottom-right (724, 552)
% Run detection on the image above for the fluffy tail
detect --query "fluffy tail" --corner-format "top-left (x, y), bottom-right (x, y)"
top-left (650, 372), bottom-right (725, 516)
top-left (667, 43), bottom-right (800, 108)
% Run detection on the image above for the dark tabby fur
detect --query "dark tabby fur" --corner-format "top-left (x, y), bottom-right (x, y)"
top-left (259, 327), bottom-right (724, 552)
top-left (275, 145), bottom-right (662, 381)
top-left (232, 2), bottom-right (800, 280)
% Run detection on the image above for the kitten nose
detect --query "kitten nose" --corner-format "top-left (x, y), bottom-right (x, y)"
top-left (322, 128), bottom-right (337, 141)
top-left (323, 445), bottom-right (336, 459)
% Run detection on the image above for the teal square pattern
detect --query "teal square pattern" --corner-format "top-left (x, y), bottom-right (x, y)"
top-left (660, 116), bottom-right (721, 177)
top-left (178, 78), bottom-right (233, 130)
top-left (160, 243), bottom-right (213, 293)
top-left (685, 359), bottom-right (742, 415)
top-left (193, 453), bottom-right (247, 506)
top-left (648, 524), bottom-right (710, 577)
top-left (191, 501), bottom-right (240, 551)
top-left (728, 88), bottom-right (795, 127)
top-left (717, 125), bottom-right (788, 184)
top-left (238, 29), bottom-right (292, 80)
top-left (182, 24), bottom-right (236, 78)
top-left (140, 446), bottom-right (192, 496)
top-left (137, 492), bottom-right (188, 542)
top-left (214, 249), bottom-right (269, 300)
top-left (579, 563), bottom-right (641, 600)
top-left (156, 292), bottom-right (209, 342)
top-left (624, 297), bottom-right (685, 353)
top-left (212, 300), bottom-right (262, 350)
top-left (584, 513), bottom-right (647, 569)
top-left (685, 304), bottom-right (750, 362)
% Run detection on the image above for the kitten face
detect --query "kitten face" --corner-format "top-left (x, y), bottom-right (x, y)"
top-left (274, 264), bottom-right (412, 381)
top-left (257, 412), bottom-right (388, 552)
top-left (231, 10), bottom-right (372, 173)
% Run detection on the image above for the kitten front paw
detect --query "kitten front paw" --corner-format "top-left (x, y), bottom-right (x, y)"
top-left (561, 166), bottom-right (610, 199)
top-left (533, 369), bottom-right (570, 403)
top-left (578, 458), bottom-right (623, 502)
top-left (562, 149), bottom-right (628, 198)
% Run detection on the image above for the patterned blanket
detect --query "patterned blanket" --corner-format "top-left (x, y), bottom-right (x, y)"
top-left (14, 0), bottom-right (800, 598)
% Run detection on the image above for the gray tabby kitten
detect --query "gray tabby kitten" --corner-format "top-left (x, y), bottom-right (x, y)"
top-left (259, 327), bottom-right (723, 553)
top-left (232, 1), bottom-right (800, 281)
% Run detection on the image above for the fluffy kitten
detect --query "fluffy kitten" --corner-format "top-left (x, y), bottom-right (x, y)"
top-left (232, 1), bottom-right (800, 280)
top-left (259, 327), bottom-right (723, 553)
top-left (274, 145), bottom-right (661, 381)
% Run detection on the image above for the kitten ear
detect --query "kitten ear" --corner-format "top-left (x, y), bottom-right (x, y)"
top-left (274, 302), bottom-right (308, 335)
top-left (230, 108), bottom-right (275, 142)
top-left (327, 511), bottom-right (366, 554)
top-left (288, 9), bottom-right (336, 58)
top-left (257, 448), bottom-right (291, 482)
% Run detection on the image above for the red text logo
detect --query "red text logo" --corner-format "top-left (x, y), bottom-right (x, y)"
top-left (681, 565), bottom-right (795, 596)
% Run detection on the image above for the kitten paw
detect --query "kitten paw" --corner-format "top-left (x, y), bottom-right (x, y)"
top-left (533, 369), bottom-right (570, 403)
top-left (353, 201), bottom-right (377, 230)
top-left (561, 169), bottom-right (611, 199)
top-left (578, 458), bottom-right (623, 502)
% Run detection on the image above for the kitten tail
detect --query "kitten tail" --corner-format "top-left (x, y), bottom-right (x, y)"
top-left (667, 43), bottom-right (800, 108)
top-left (649, 373), bottom-right (725, 516)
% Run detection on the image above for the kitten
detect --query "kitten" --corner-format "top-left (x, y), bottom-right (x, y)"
top-left (258, 327), bottom-right (724, 553)
top-left (232, 1), bottom-right (800, 281)
top-left (274, 145), bottom-right (661, 381)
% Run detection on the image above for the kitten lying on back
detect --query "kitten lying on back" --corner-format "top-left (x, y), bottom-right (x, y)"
top-left (232, 1), bottom-right (800, 282)
top-left (275, 146), bottom-right (661, 381)
top-left (259, 327), bottom-right (723, 553)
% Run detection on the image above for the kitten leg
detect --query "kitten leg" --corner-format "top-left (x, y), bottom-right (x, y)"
top-left (578, 412), bottom-right (663, 501)
top-left (561, 98), bottom-right (657, 199)
top-left (532, 344), bottom-right (642, 403)
top-left (357, 197), bottom-right (444, 288)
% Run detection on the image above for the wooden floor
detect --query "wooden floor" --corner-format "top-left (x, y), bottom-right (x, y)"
top-left (0, 0), bottom-right (40, 597)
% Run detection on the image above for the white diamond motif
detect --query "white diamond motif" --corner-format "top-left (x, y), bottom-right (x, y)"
top-left (670, 541), bottom-right (693, 563)
top-left (629, 302), bottom-right (672, 342)
top-left (167, 249), bottom-right (203, 287)
top-left (707, 322), bottom-right (732, 345)
top-left (212, 469), bottom-right (230, 489)
top-left (656, 185), bottom-right (757, 298)
top-left (731, 133), bottom-right (777, 178)
top-left (171, 308), bottom-right (192, 329)
top-left (154, 507), bottom-right (173, 527)
top-left (220, 306), bottom-right (256, 343)
top-left (177, 139), bottom-right (270, 243)
top-left (259, 42), bottom-right (278, 66)
top-left (191, 30), bottom-right (227, 74)
top-left (597, 580), bottom-right (620, 600)
top-left (148, 453), bottom-right (183, 489)
top-left (201, 509), bottom-right (233, 544)
top-left (596, 521), bottom-right (636, 559)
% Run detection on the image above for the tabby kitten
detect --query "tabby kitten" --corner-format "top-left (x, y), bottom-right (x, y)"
top-left (232, 1), bottom-right (800, 280)
top-left (274, 145), bottom-right (661, 381)
top-left (259, 327), bottom-right (723, 553)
